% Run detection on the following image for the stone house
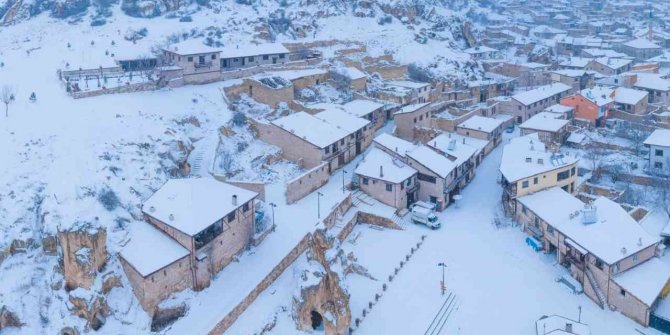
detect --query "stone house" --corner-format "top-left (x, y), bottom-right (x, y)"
top-left (613, 87), bottom-right (649, 114)
top-left (516, 188), bottom-right (670, 327)
top-left (549, 70), bottom-right (595, 91)
top-left (393, 103), bottom-right (435, 141)
top-left (406, 145), bottom-right (458, 211)
top-left (354, 148), bottom-right (418, 210)
top-left (219, 43), bottom-right (290, 70)
top-left (633, 74), bottom-right (670, 105)
top-left (341, 99), bottom-right (387, 132)
top-left (456, 115), bottom-right (505, 153)
top-left (499, 133), bottom-right (579, 214)
top-left (228, 77), bottom-right (294, 108)
top-left (260, 111), bottom-right (369, 172)
top-left (467, 77), bottom-right (515, 103)
top-left (544, 104), bottom-right (575, 119)
top-left (428, 132), bottom-right (489, 200)
top-left (561, 86), bottom-right (615, 126)
top-left (120, 179), bottom-right (258, 313)
top-left (519, 112), bottom-right (570, 145)
top-left (387, 80), bottom-right (431, 103)
top-left (463, 46), bottom-right (499, 60)
top-left (618, 38), bottom-right (663, 61)
top-left (644, 129), bottom-right (670, 176)
top-left (586, 57), bottom-right (633, 76)
top-left (162, 40), bottom-right (222, 84)
top-left (498, 83), bottom-right (573, 124)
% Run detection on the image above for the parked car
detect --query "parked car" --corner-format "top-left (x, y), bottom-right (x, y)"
top-left (410, 205), bottom-right (441, 230)
top-left (506, 124), bottom-right (515, 133)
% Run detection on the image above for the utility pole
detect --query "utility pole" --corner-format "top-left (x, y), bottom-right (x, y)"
top-left (438, 262), bottom-right (447, 295)
top-left (342, 170), bottom-right (348, 193)
top-left (317, 192), bottom-right (324, 219)
top-left (269, 202), bottom-right (277, 231)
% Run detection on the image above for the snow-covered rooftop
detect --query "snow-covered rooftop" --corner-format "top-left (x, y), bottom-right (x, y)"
top-left (143, 179), bottom-right (258, 236)
top-left (634, 73), bottom-right (670, 91)
top-left (560, 57), bottom-right (592, 68)
top-left (623, 38), bottom-right (661, 50)
top-left (428, 132), bottom-right (487, 166)
top-left (613, 87), bottom-right (648, 105)
top-left (314, 107), bottom-right (370, 134)
top-left (342, 99), bottom-right (385, 118)
top-left (407, 145), bottom-right (457, 179)
top-left (120, 222), bottom-right (190, 277)
top-left (580, 86), bottom-right (614, 106)
top-left (519, 191), bottom-right (658, 265)
top-left (387, 80), bottom-right (430, 89)
top-left (394, 102), bottom-right (430, 115)
top-left (355, 148), bottom-right (416, 183)
top-left (499, 133), bottom-right (577, 182)
top-left (457, 115), bottom-right (504, 133)
top-left (545, 104), bottom-right (573, 115)
top-left (519, 112), bottom-right (569, 132)
top-left (512, 83), bottom-right (572, 106)
top-left (271, 112), bottom-right (349, 148)
top-left (373, 133), bottom-right (416, 157)
top-left (219, 43), bottom-right (289, 59)
top-left (343, 67), bottom-right (366, 80)
top-left (536, 315), bottom-right (590, 335)
top-left (644, 129), bottom-right (670, 147)
top-left (593, 57), bottom-right (632, 70)
top-left (613, 258), bottom-right (670, 306)
top-left (164, 39), bottom-right (220, 55)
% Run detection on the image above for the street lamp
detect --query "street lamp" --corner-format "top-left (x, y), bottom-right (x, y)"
top-left (269, 202), bottom-right (277, 232)
top-left (342, 170), bottom-right (348, 194)
top-left (437, 262), bottom-right (447, 295)
top-left (317, 192), bottom-right (324, 219)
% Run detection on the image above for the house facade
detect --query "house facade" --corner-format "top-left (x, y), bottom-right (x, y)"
top-left (355, 148), bottom-right (418, 210)
top-left (644, 129), bottom-right (670, 176)
top-left (560, 86), bottom-right (615, 126)
top-left (498, 83), bottom-right (573, 124)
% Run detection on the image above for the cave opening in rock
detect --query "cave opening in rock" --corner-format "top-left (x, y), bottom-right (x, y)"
top-left (310, 310), bottom-right (324, 331)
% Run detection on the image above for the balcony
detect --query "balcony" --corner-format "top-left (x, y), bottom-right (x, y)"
top-left (195, 61), bottom-right (213, 69)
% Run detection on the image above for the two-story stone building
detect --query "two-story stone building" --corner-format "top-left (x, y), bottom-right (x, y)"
top-left (120, 179), bottom-right (258, 313)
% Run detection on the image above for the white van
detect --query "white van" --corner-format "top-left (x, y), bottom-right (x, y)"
top-left (410, 205), bottom-right (440, 230)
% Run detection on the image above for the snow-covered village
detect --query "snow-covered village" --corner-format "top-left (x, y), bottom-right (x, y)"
top-left (4, 0), bottom-right (670, 334)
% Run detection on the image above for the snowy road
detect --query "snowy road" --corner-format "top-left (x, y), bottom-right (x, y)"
top-left (355, 137), bottom-right (651, 335)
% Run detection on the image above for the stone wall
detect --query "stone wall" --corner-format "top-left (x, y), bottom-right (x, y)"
top-left (321, 194), bottom-right (353, 229)
top-left (58, 228), bottom-right (107, 290)
top-left (224, 180), bottom-right (266, 202)
top-left (208, 233), bottom-right (312, 335)
top-left (357, 212), bottom-right (403, 230)
top-left (286, 163), bottom-right (330, 204)
top-left (252, 119), bottom-right (323, 169)
top-left (608, 279), bottom-right (650, 326)
top-left (224, 79), bottom-right (294, 108)
top-left (71, 81), bottom-right (159, 99)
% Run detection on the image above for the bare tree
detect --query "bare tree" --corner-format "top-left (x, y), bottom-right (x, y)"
top-left (1, 85), bottom-right (15, 117)
top-left (657, 178), bottom-right (670, 220)
top-left (584, 145), bottom-right (606, 182)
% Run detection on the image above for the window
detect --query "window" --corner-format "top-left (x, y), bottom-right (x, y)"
top-left (325, 146), bottom-right (330, 154)
top-left (227, 211), bottom-right (236, 223)
top-left (362, 178), bottom-right (369, 185)
top-left (385, 183), bottom-right (393, 192)
top-left (211, 54), bottom-right (217, 60)
top-left (413, 117), bottom-right (417, 123)
top-left (279, 54), bottom-right (285, 59)
top-left (248, 56), bottom-right (255, 62)
top-left (571, 166), bottom-right (576, 176)
top-left (187, 56), bottom-right (193, 62)
top-left (656, 149), bottom-right (664, 157)
top-left (655, 162), bottom-right (663, 169)
top-left (194, 220), bottom-right (224, 249)
top-left (430, 196), bottom-right (438, 203)
top-left (620, 288), bottom-right (626, 296)
top-left (417, 173), bottom-right (436, 184)
top-left (613, 263), bottom-right (620, 273)
top-left (419, 115), bottom-right (423, 121)
top-left (242, 202), bottom-right (250, 212)
top-left (547, 226), bottom-right (554, 235)
top-left (263, 55), bottom-right (269, 60)
top-left (533, 177), bottom-right (538, 185)
top-left (521, 205), bottom-right (527, 214)
top-left (522, 180), bottom-right (529, 188)
top-left (557, 170), bottom-right (570, 181)
top-left (595, 259), bottom-right (604, 270)
top-left (406, 178), bottom-right (412, 186)
top-left (340, 139), bottom-right (345, 145)
top-left (633, 254), bottom-right (638, 264)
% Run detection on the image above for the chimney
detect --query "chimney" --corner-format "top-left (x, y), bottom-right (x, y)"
top-left (621, 247), bottom-right (627, 255)
top-left (638, 237), bottom-right (642, 246)
top-left (566, 323), bottom-right (573, 333)
top-left (232, 194), bottom-right (238, 206)
top-left (395, 146), bottom-right (398, 152)
top-left (380, 166), bottom-right (384, 178)
top-left (169, 214), bottom-right (174, 221)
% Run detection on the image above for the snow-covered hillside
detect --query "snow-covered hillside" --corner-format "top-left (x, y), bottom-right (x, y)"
top-left (0, 1), bottom-right (488, 333)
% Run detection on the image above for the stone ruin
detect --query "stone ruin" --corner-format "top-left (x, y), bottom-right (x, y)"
top-left (293, 230), bottom-right (351, 335)
top-left (58, 227), bottom-right (107, 291)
